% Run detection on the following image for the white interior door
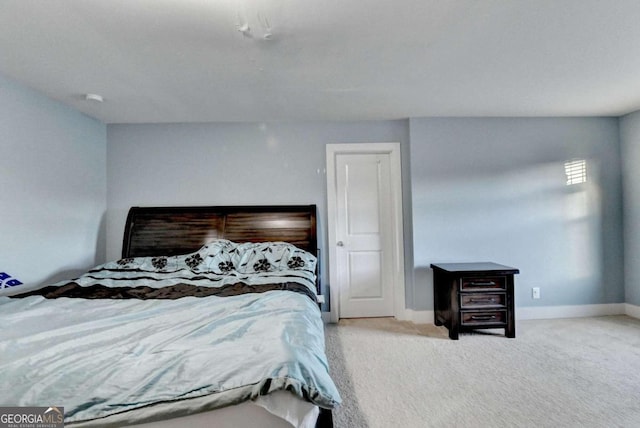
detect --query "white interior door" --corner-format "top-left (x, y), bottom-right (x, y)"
top-left (327, 143), bottom-right (405, 321)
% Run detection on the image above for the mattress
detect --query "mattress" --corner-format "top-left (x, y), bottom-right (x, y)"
top-left (0, 240), bottom-right (340, 426)
top-left (95, 391), bottom-right (319, 428)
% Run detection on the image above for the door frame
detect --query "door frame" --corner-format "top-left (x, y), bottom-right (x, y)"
top-left (326, 142), bottom-right (406, 323)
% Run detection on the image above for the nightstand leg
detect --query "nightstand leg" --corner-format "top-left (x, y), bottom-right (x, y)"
top-left (506, 311), bottom-right (516, 338)
top-left (506, 275), bottom-right (516, 338)
top-left (449, 328), bottom-right (459, 340)
top-left (433, 270), bottom-right (442, 326)
top-left (449, 280), bottom-right (460, 340)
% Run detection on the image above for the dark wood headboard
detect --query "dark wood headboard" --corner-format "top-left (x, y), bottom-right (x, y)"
top-left (122, 205), bottom-right (318, 259)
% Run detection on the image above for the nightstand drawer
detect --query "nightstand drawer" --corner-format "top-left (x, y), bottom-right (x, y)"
top-left (460, 293), bottom-right (505, 308)
top-left (461, 276), bottom-right (505, 290)
top-left (461, 310), bottom-right (506, 326)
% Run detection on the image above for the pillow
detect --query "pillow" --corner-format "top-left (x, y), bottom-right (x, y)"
top-left (284, 248), bottom-right (317, 272)
top-left (235, 242), bottom-right (317, 273)
top-left (103, 240), bottom-right (238, 274)
top-left (199, 239), bottom-right (241, 274)
top-left (103, 255), bottom-right (180, 272)
top-left (102, 240), bottom-right (316, 275)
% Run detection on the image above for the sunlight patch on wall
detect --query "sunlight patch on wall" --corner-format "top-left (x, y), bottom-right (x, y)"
top-left (564, 159), bottom-right (587, 185)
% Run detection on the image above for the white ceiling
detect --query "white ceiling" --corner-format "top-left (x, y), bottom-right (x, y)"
top-left (2, 0), bottom-right (640, 124)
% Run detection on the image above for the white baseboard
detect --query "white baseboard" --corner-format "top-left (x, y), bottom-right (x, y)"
top-left (399, 304), bottom-right (630, 324)
top-left (328, 304), bottom-right (639, 325)
top-left (625, 303), bottom-right (640, 319)
top-left (325, 310), bottom-right (434, 324)
top-left (400, 309), bottom-right (434, 324)
top-left (517, 303), bottom-right (626, 320)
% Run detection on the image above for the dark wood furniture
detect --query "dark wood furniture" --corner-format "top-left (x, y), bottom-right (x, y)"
top-left (123, 205), bottom-right (317, 257)
top-left (123, 204), bottom-right (319, 293)
top-left (431, 262), bottom-right (519, 340)
top-left (121, 204), bottom-right (332, 428)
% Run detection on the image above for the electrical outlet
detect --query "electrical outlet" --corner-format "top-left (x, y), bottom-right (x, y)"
top-left (532, 287), bottom-right (541, 299)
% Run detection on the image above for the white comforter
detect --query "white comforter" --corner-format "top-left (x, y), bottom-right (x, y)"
top-left (0, 241), bottom-right (340, 426)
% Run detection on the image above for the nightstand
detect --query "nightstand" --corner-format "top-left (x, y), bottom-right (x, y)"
top-left (430, 262), bottom-right (519, 340)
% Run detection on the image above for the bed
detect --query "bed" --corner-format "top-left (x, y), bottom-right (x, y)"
top-left (0, 205), bottom-right (340, 427)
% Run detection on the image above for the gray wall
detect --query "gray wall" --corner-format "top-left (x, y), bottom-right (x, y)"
top-left (107, 118), bottom-right (625, 311)
top-left (0, 75), bottom-right (625, 312)
top-left (409, 117), bottom-right (624, 310)
top-left (106, 121), bottom-right (413, 302)
top-left (620, 111), bottom-right (640, 306)
top-left (0, 73), bottom-right (107, 293)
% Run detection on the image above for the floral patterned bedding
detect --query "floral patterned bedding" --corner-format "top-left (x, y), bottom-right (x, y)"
top-left (0, 240), bottom-right (340, 426)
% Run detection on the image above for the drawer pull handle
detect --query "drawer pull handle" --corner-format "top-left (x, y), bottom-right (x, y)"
top-left (468, 281), bottom-right (496, 287)
top-left (470, 315), bottom-right (497, 321)
top-left (469, 298), bottom-right (497, 304)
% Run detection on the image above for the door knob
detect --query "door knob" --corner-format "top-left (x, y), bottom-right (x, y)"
top-left (337, 241), bottom-right (344, 247)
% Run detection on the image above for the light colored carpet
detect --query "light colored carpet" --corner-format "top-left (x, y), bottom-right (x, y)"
top-left (324, 316), bottom-right (640, 428)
